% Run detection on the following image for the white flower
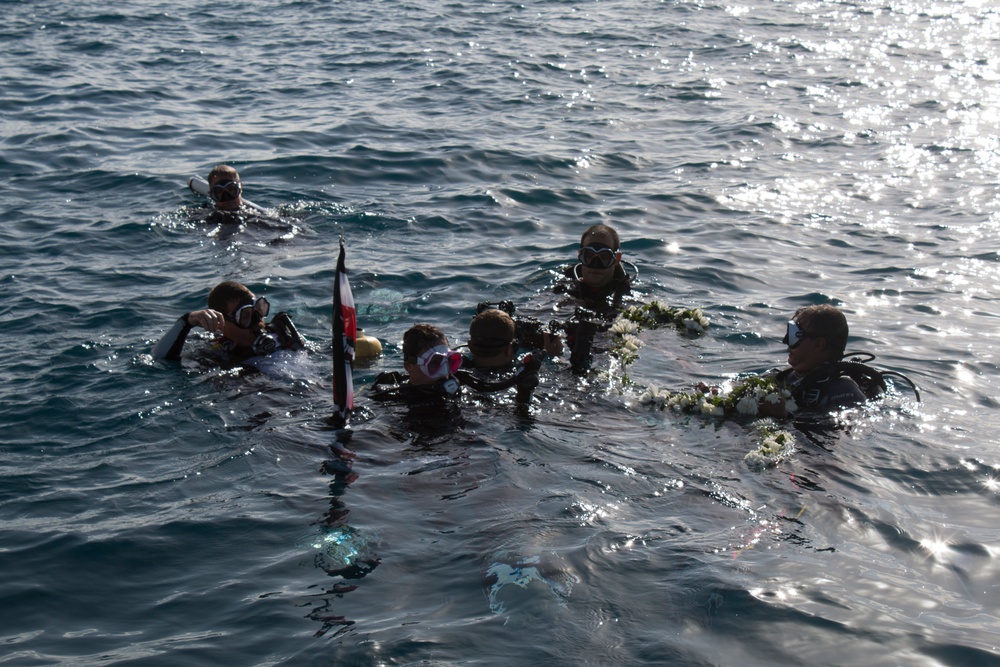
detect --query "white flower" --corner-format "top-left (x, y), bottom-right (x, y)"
top-left (640, 385), bottom-right (674, 408)
top-left (784, 395), bottom-right (798, 413)
top-left (744, 419), bottom-right (796, 471)
top-left (684, 318), bottom-right (705, 333)
top-left (760, 436), bottom-right (781, 455)
top-left (670, 394), bottom-right (693, 409)
top-left (764, 392), bottom-right (783, 404)
top-left (736, 394), bottom-right (760, 416)
top-left (619, 334), bottom-right (643, 351)
top-left (699, 400), bottom-right (724, 416)
top-left (610, 318), bottom-right (640, 336)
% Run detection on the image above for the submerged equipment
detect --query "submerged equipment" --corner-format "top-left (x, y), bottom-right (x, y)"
top-left (551, 307), bottom-right (605, 374)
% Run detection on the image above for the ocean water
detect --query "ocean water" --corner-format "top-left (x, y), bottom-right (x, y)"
top-left (1, 0), bottom-right (999, 664)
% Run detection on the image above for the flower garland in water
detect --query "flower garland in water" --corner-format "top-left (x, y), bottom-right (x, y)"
top-left (618, 301), bottom-right (711, 334)
top-left (638, 375), bottom-right (798, 470)
top-left (744, 418), bottom-right (796, 471)
top-left (638, 374), bottom-right (797, 418)
top-left (608, 302), bottom-right (710, 382)
top-left (609, 304), bottom-right (796, 469)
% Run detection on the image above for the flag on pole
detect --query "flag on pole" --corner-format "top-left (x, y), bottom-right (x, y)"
top-left (332, 238), bottom-right (356, 421)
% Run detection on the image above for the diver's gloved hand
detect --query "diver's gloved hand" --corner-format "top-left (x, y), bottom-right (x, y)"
top-left (514, 350), bottom-right (545, 402)
top-left (268, 311), bottom-right (306, 351)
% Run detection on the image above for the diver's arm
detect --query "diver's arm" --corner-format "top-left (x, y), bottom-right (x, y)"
top-left (820, 377), bottom-right (867, 410)
top-left (152, 314), bottom-right (194, 360)
top-left (152, 309), bottom-right (225, 360)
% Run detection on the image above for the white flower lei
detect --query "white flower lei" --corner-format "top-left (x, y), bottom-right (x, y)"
top-left (609, 302), bottom-right (710, 384)
top-left (639, 376), bottom-right (798, 471)
top-left (618, 301), bottom-right (711, 333)
top-left (743, 418), bottom-right (796, 471)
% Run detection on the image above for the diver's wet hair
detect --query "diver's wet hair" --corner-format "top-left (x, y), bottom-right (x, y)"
top-left (207, 164), bottom-right (240, 186)
top-left (580, 224), bottom-right (620, 251)
top-left (403, 324), bottom-right (447, 362)
top-left (468, 309), bottom-right (515, 359)
top-left (794, 304), bottom-right (849, 359)
top-left (207, 281), bottom-right (253, 313)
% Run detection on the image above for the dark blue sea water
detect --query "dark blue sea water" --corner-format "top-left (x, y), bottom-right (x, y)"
top-left (2, 0), bottom-right (999, 664)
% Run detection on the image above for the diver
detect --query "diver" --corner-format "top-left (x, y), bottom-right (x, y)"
top-left (552, 224), bottom-right (638, 372)
top-left (761, 304), bottom-right (919, 418)
top-left (200, 164), bottom-right (254, 225)
top-left (189, 164), bottom-right (297, 235)
top-left (368, 322), bottom-right (545, 406)
top-left (367, 324), bottom-right (463, 401)
top-left (464, 302), bottom-right (562, 368)
top-left (554, 224), bottom-right (636, 316)
top-left (459, 303), bottom-right (558, 403)
top-left (152, 280), bottom-right (305, 363)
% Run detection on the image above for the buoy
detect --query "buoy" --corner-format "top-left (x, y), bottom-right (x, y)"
top-left (355, 328), bottom-right (382, 359)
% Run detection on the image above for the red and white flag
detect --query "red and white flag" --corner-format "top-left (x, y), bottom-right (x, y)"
top-left (332, 238), bottom-right (356, 420)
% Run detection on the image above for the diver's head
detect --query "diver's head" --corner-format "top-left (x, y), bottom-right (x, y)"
top-left (577, 224), bottom-right (622, 289)
top-left (468, 308), bottom-right (516, 368)
top-left (403, 323), bottom-right (461, 386)
top-left (783, 304), bottom-right (849, 373)
top-left (207, 164), bottom-right (243, 212)
top-left (209, 281), bottom-right (268, 353)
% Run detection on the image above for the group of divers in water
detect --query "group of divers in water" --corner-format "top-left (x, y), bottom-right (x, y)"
top-left (155, 165), bottom-right (921, 468)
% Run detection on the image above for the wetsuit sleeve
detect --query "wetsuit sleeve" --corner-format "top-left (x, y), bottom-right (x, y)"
top-left (152, 314), bottom-right (194, 360)
top-left (818, 377), bottom-right (867, 410)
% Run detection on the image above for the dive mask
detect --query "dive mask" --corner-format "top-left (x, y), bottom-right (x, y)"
top-left (782, 320), bottom-right (818, 350)
top-left (210, 180), bottom-right (242, 203)
top-left (228, 296), bottom-right (270, 329)
top-left (578, 243), bottom-right (618, 269)
top-left (416, 344), bottom-right (463, 380)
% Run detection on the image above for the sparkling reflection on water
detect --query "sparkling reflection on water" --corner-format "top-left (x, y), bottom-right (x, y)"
top-left (0, 0), bottom-right (999, 664)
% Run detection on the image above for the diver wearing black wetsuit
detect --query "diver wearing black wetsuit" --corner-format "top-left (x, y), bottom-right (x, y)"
top-left (152, 281), bottom-right (304, 362)
top-left (762, 305), bottom-right (870, 418)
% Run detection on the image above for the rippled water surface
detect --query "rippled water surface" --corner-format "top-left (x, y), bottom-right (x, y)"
top-left (2, 0), bottom-right (999, 665)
